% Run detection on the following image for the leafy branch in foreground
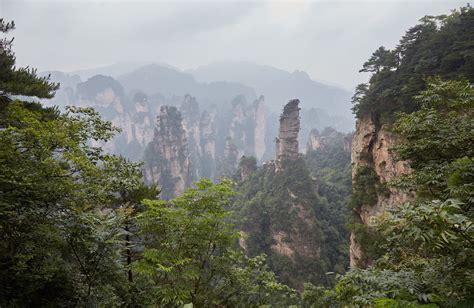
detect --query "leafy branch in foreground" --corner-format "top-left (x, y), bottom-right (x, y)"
top-left (133, 178), bottom-right (298, 307)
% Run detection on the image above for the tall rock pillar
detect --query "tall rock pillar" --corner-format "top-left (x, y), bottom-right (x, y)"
top-left (275, 99), bottom-right (300, 170)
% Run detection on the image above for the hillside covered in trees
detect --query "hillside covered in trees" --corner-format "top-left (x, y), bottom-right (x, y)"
top-left (1, 3), bottom-right (473, 308)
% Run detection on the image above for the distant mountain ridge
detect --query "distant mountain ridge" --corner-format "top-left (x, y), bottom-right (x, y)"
top-left (39, 61), bottom-right (354, 164)
top-left (116, 64), bottom-right (257, 107)
top-left (188, 61), bottom-right (353, 119)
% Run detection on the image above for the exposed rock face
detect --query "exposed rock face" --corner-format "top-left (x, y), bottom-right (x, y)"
top-left (131, 92), bottom-right (154, 148)
top-left (307, 129), bottom-right (324, 151)
top-left (199, 110), bottom-right (216, 179)
top-left (253, 95), bottom-right (267, 161)
top-left (229, 95), bottom-right (252, 158)
top-left (218, 137), bottom-right (240, 177)
top-left (75, 76), bottom-right (155, 160)
top-left (76, 75), bottom-right (129, 154)
top-left (343, 134), bottom-right (352, 153)
top-left (55, 74), bottom-right (272, 181)
top-left (237, 159), bottom-right (323, 288)
top-left (275, 99), bottom-right (300, 170)
top-left (350, 115), bottom-right (413, 267)
top-left (306, 127), bottom-right (351, 153)
top-left (269, 191), bottom-right (321, 261)
top-left (238, 156), bottom-right (257, 181)
top-left (180, 95), bottom-right (201, 181)
top-left (143, 106), bottom-right (191, 199)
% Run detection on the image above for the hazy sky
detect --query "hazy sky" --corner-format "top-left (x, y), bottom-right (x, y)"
top-left (1, 0), bottom-right (466, 90)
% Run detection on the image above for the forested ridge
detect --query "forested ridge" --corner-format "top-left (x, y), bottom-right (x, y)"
top-left (338, 5), bottom-right (473, 307)
top-left (1, 4), bottom-right (473, 308)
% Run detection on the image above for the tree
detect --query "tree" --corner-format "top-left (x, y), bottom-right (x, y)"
top-left (0, 21), bottom-right (155, 305)
top-left (0, 19), bottom-right (58, 104)
top-left (0, 100), bottom-right (152, 305)
top-left (360, 46), bottom-right (397, 73)
top-left (393, 77), bottom-right (474, 204)
top-left (133, 178), bottom-right (298, 306)
top-left (317, 79), bottom-right (473, 307)
top-left (352, 6), bottom-right (474, 118)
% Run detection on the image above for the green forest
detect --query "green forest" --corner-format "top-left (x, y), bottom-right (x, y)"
top-left (1, 4), bottom-right (473, 308)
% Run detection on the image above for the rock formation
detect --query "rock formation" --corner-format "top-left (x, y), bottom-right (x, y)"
top-left (253, 95), bottom-right (267, 161)
top-left (306, 127), bottom-right (350, 153)
top-left (306, 129), bottom-right (324, 151)
top-left (237, 156), bottom-right (257, 181)
top-left (350, 114), bottom-right (413, 267)
top-left (229, 95), bottom-right (252, 158)
top-left (199, 110), bottom-right (216, 179)
top-left (75, 75), bottom-right (155, 160)
top-left (130, 91), bottom-right (154, 151)
top-left (180, 95), bottom-right (201, 181)
top-left (143, 106), bottom-right (191, 199)
top-left (234, 99), bottom-right (338, 288)
top-left (275, 99), bottom-right (300, 170)
top-left (217, 137), bottom-right (240, 177)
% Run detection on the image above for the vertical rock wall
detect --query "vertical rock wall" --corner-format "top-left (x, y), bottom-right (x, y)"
top-left (350, 114), bottom-right (412, 267)
top-left (276, 99), bottom-right (300, 167)
top-left (143, 106), bottom-right (191, 199)
top-left (199, 110), bottom-right (216, 179)
top-left (253, 95), bottom-right (267, 161)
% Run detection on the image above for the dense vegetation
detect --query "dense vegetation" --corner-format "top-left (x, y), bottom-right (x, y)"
top-left (0, 20), bottom-right (301, 306)
top-left (309, 6), bottom-right (473, 307)
top-left (310, 77), bottom-right (473, 308)
top-left (231, 129), bottom-right (351, 289)
top-left (1, 5), bottom-right (473, 307)
top-left (352, 6), bottom-right (474, 120)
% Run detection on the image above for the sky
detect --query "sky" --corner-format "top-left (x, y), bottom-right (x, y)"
top-left (1, 0), bottom-right (467, 90)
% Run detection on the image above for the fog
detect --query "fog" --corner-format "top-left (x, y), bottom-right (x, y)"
top-left (1, 0), bottom-right (464, 90)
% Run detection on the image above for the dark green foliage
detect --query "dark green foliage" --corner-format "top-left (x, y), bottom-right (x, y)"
top-left (352, 6), bottom-right (474, 119)
top-left (393, 78), bottom-right (474, 204)
top-left (233, 140), bottom-right (351, 287)
top-left (0, 18), bottom-right (302, 307)
top-left (350, 165), bottom-right (389, 210)
top-left (234, 159), bottom-right (315, 286)
top-left (132, 178), bottom-right (299, 306)
top-left (0, 23), bottom-right (154, 305)
top-left (347, 221), bottom-right (384, 266)
top-left (320, 79), bottom-right (474, 307)
top-left (0, 19), bottom-right (59, 103)
top-left (304, 129), bottom-right (352, 275)
top-left (0, 101), bottom-right (146, 305)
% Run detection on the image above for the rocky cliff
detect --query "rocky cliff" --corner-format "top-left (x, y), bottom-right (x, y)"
top-left (307, 127), bottom-right (352, 153)
top-left (350, 115), bottom-right (412, 267)
top-left (199, 110), bottom-right (216, 179)
top-left (233, 99), bottom-right (344, 288)
top-left (75, 75), bottom-right (155, 160)
top-left (253, 95), bottom-right (267, 161)
top-left (180, 95), bottom-right (202, 181)
top-left (275, 99), bottom-right (300, 171)
top-left (143, 106), bottom-right (191, 199)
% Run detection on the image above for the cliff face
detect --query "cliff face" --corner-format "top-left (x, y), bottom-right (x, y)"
top-left (228, 95), bottom-right (255, 158)
top-left (275, 99), bottom-right (300, 171)
top-left (54, 73), bottom-right (273, 182)
top-left (350, 115), bottom-right (412, 267)
top-left (143, 106), bottom-right (191, 199)
top-left (306, 127), bottom-right (347, 153)
top-left (130, 92), bottom-right (154, 150)
top-left (253, 95), bottom-right (267, 161)
top-left (180, 95), bottom-right (201, 181)
top-left (199, 110), bottom-right (216, 179)
top-left (75, 76), bottom-right (155, 160)
top-left (235, 99), bottom-right (335, 288)
top-left (215, 95), bottom-right (269, 177)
